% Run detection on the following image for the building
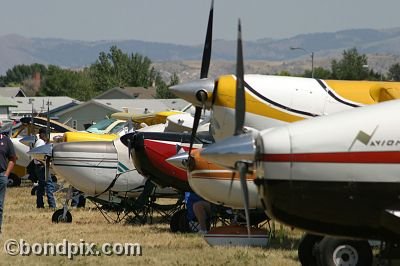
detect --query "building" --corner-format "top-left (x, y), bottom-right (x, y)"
top-left (56, 98), bottom-right (189, 130)
top-left (8, 96), bottom-right (81, 120)
top-left (94, 87), bottom-right (157, 99)
top-left (0, 87), bottom-right (26, 97)
top-left (0, 97), bottom-right (18, 125)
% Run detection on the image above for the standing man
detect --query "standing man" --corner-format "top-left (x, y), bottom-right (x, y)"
top-left (35, 127), bottom-right (56, 209)
top-left (0, 132), bottom-right (16, 233)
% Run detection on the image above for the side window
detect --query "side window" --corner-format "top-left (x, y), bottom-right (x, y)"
top-left (72, 120), bottom-right (77, 130)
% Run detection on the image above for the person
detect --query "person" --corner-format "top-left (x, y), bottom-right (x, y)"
top-left (185, 192), bottom-right (212, 234)
top-left (35, 128), bottom-right (56, 209)
top-left (0, 132), bottom-right (17, 233)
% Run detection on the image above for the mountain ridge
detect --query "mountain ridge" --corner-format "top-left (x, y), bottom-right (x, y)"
top-left (2, 27), bottom-right (400, 77)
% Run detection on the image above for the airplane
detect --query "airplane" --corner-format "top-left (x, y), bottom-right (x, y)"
top-left (120, 131), bottom-right (212, 192)
top-left (28, 109), bottom-right (204, 224)
top-left (196, 19), bottom-right (400, 264)
top-left (166, 1), bottom-right (400, 214)
top-left (205, 99), bottom-right (400, 265)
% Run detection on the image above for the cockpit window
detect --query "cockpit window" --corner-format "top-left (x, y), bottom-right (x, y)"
top-left (109, 122), bottom-right (128, 134)
top-left (86, 118), bottom-right (117, 133)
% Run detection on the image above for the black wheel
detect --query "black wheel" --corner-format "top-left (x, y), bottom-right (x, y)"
top-left (177, 209), bottom-right (192, 233)
top-left (52, 209), bottom-right (72, 223)
top-left (7, 174), bottom-right (21, 187)
top-left (170, 209), bottom-right (186, 232)
top-left (31, 186), bottom-right (38, 196)
top-left (317, 237), bottom-right (372, 266)
top-left (298, 233), bottom-right (323, 266)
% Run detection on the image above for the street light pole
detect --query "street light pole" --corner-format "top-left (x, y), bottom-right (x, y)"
top-left (290, 47), bottom-right (314, 78)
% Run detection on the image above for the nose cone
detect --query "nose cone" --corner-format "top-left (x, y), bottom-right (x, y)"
top-left (165, 152), bottom-right (189, 171)
top-left (169, 78), bottom-right (214, 108)
top-left (201, 133), bottom-right (256, 169)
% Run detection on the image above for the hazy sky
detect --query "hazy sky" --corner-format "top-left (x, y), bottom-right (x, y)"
top-left (2, 0), bottom-right (400, 45)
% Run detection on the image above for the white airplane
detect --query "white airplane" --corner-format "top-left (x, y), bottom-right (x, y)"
top-left (203, 99), bottom-right (400, 265)
top-left (197, 21), bottom-right (400, 264)
top-left (167, 1), bottom-right (400, 212)
top-left (29, 110), bottom-right (209, 223)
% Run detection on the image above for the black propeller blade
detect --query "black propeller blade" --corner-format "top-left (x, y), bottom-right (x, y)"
top-left (235, 19), bottom-right (245, 136)
top-left (200, 0), bottom-right (213, 79)
top-left (188, 0), bottom-right (214, 156)
top-left (235, 19), bottom-right (251, 235)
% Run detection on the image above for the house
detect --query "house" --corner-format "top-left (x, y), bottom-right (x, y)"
top-left (0, 97), bottom-right (18, 125)
top-left (56, 98), bottom-right (189, 130)
top-left (8, 96), bottom-right (81, 120)
top-left (94, 87), bottom-right (157, 99)
top-left (0, 87), bottom-right (26, 97)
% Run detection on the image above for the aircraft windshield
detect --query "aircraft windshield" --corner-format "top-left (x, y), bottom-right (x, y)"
top-left (86, 118), bottom-right (117, 133)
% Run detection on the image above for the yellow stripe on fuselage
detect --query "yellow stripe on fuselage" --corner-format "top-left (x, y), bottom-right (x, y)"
top-left (213, 75), bottom-right (400, 124)
top-left (214, 75), bottom-right (304, 123)
top-left (323, 80), bottom-right (400, 104)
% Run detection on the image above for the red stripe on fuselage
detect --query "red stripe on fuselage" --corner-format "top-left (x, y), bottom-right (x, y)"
top-left (262, 151), bottom-right (400, 164)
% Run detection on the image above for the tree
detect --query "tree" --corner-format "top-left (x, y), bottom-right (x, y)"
top-left (331, 48), bottom-right (369, 80)
top-left (89, 46), bottom-right (156, 93)
top-left (0, 63), bottom-right (47, 86)
top-left (40, 65), bottom-right (95, 101)
top-left (156, 73), bottom-right (179, 99)
top-left (304, 67), bottom-right (332, 79)
top-left (388, 63), bottom-right (400, 81)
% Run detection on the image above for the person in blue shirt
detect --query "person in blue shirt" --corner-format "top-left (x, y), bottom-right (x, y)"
top-left (185, 192), bottom-right (211, 234)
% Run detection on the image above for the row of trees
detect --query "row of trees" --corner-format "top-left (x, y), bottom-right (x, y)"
top-left (2, 47), bottom-right (400, 101)
top-left (0, 46), bottom-right (178, 100)
top-left (282, 48), bottom-right (400, 81)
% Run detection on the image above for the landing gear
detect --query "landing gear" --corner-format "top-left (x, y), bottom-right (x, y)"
top-left (52, 185), bottom-right (73, 223)
top-left (317, 237), bottom-right (372, 266)
top-left (52, 209), bottom-right (72, 223)
top-left (298, 234), bottom-right (323, 266)
top-left (7, 173), bottom-right (21, 187)
top-left (298, 233), bottom-right (373, 266)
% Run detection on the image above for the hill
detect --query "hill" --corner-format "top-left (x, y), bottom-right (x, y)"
top-left (2, 28), bottom-right (400, 78)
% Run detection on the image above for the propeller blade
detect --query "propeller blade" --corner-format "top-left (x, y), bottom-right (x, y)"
top-left (235, 19), bottom-right (245, 136)
top-left (237, 161), bottom-right (251, 235)
top-left (200, 0), bottom-right (214, 79)
top-left (188, 106), bottom-right (202, 155)
top-left (127, 138), bottom-right (132, 160)
top-left (45, 156), bottom-right (51, 182)
top-left (28, 143), bottom-right (53, 162)
top-left (19, 135), bottom-right (37, 146)
top-left (227, 171), bottom-right (236, 198)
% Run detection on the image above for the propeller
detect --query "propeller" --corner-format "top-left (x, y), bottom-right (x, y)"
top-left (234, 19), bottom-right (251, 235)
top-left (27, 143), bottom-right (53, 182)
top-left (200, 19), bottom-right (254, 235)
top-left (187, 0), bottom-right (214, 156)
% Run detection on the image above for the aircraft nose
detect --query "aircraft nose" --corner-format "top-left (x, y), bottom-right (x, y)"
top-left (200, 133), bottom-right (256, 170)
top-left (165, 152), bottom-right (189, 171)
top-left (169, 78), bottom-right (214, 108)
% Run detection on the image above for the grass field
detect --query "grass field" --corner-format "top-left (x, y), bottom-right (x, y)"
top-left (0, 184), bottom-right (303, 265)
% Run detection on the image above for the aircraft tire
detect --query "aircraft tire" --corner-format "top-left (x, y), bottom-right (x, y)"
top-left (7, 173), bottom-right (21, 187)
top-left (52, 209), bottom-right (73, 223)
top-left (317, 236), bottom-right (372, 266)
top-left (298, 233), bottom-right (323, 266)
top-left (170, 209), bottom-right (186, 232)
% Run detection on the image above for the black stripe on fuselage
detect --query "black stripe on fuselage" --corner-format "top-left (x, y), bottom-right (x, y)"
top-left (316, 79), bottom-right (361, 108)
top-left (244, 81), bottom-right (318, 117)
top-left (254, 178), bottom-right (400, 241)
